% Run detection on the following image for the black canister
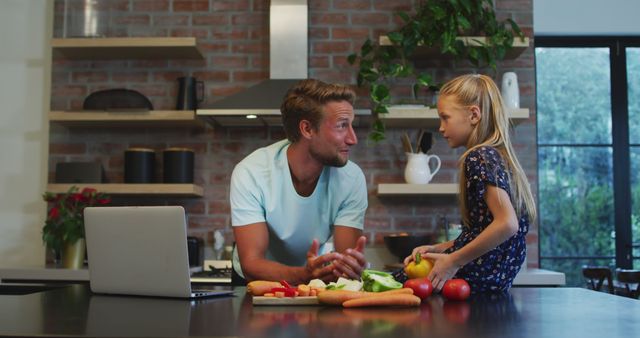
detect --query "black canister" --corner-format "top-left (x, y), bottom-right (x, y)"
top-left (124, 148), bottom-right (155, 183)
top-left (163, 147), bottom-right (194, 183)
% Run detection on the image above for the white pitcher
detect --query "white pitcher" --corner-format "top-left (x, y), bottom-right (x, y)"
top-left (501, 72), bottom-right (520, 109)
top-left (404, 152), bottom-right (441, 184)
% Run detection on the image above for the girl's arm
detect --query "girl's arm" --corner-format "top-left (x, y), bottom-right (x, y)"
top-left (403, 240), bottom-right (455, 265)
top-left (425, 185), bottom-right (519, 290)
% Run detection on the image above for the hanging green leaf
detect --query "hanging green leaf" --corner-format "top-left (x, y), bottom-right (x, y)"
top-left (387, 32), bottom-right (404, 44)
top-left (347, 53), bottom-right (357, 65)
top-left (371, 84), bottom-right (390, 104)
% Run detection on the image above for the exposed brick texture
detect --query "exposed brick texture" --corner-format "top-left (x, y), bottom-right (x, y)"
top-left (50, 0), bottom-right (537, 267)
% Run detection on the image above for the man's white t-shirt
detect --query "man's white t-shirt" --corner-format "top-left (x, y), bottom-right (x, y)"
top-left (230, 139), bottom-right (367, 278)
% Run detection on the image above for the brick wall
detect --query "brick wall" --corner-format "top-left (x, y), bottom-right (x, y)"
top-left (50, 0), bottom-right (538, 267)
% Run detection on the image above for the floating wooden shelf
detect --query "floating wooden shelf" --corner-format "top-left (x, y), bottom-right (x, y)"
top-left (51, 37), bottom-right (204, 59)
top-left (377, 183), bottom-right (458, 196)
top-left (379, 35), bottom-right (530, 59)
top-left (46, 184), bottom-right (204, 197)
top-left (378, 106), bottom-right (529, 128)
top-left (49, 110), bottom-right (205, 128)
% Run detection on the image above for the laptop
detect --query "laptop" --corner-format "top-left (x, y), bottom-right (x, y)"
top-left (84, 206), bottom-right (234, 299)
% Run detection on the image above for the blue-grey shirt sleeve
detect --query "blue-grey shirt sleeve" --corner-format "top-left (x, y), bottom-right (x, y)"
top-left (230, 162), bottom-right (266, 226)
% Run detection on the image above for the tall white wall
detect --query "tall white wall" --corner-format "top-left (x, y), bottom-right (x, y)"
top-left (535, 0), bottom-right (640, 36)
top-left (0, 0), bottom-right (52, 267)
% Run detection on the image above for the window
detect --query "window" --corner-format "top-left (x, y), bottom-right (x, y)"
top-left (536, 38), bottom-right (638, 286)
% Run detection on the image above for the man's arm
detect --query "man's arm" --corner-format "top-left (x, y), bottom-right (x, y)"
top-left (234, 222), bottom-right (341, 284)
top-left (332, 226), bottom-right (368, 279)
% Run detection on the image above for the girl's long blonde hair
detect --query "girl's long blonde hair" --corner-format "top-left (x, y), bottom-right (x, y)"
top-left (439, 74), bottom-right (536, 226)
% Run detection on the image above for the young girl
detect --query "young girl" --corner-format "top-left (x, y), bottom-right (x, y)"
top-left (404, 74), bottom-right (537, 293)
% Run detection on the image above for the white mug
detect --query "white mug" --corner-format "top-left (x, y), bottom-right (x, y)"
top-left (404, 152), bottom-right (441, 184)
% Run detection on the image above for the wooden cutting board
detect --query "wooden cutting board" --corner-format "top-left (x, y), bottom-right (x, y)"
top-left (252, 296), bottom-right (319, 306)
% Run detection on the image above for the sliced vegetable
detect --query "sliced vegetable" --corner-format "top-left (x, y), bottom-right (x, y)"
top-left (308, 279), bottom-right (327, 289)
top-left (297, 284), bottom-right (310, 297)
top-left (362, 269), bottom-right (403, 292)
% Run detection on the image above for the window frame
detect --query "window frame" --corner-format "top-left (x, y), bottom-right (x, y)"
top-left (535, 36), bottom-right (640, 268)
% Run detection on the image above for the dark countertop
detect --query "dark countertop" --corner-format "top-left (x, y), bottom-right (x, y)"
top-left (0, 285), bottom-right (638, 338)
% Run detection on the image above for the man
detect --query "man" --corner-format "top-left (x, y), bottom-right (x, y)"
top-left (230, 79), bottom-right (368, 285)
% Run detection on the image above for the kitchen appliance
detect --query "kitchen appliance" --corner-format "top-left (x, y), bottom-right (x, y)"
top-left (163, 148), bottom-right (194, 183)
top-left (176, 77), bottom-right (204, 110)
top-left (501, 72), bottom-right (520, 109)
top-left (187, 236), bottom-right (204, 268)
top-left (124, 148), bottom-right (155, 183)
top-left (198, 1), bottom-right (307, 119)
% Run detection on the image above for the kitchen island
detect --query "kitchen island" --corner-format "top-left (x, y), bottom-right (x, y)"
top-left (0, 285), bottom-right (637, 338)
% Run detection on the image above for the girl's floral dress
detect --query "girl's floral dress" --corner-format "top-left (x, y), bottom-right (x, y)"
top-left (445, 146), bottom-right (529, 292)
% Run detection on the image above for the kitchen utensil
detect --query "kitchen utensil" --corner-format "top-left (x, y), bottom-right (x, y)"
top-left (416, 129), bottom-right (425, 153)
top-left (176, 76), bottom-right (204, 110)
top-left (404, 152), bottom-right (441, 184)
top-left (501, 72), bottom-right (520, 109)
top-left (419, 132), bottom-right (434, 153)
top-left (401, 132), bottom-right (414, 153)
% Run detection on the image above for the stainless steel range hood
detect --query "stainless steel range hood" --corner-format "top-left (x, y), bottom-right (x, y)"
top-left (198, 0), bottom-right (308, 127)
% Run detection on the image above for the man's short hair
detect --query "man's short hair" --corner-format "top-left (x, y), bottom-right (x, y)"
top-left (280, 79), bottom-right (356, 142)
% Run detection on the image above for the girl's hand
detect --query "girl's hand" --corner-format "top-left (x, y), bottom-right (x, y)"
top-left (403, 245), bottom-right (438, 265)
top-left (423, 253), bottom-right (461, 292)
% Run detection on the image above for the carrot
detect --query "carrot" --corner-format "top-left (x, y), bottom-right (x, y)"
top-left (342, 294), bottom-right (421, 308)
top-left (375, 288), bottom-right (414, 296)
top-left (247, 281), bottom-right (282, 296)
top-left (263, 293), bottom-right (275, 297)
top-left (317, 288), bottom-right (415, 306)
top-left (317, 290), bottom-right (368, 305)
top-left (274, 291), bottom-right (285, 298)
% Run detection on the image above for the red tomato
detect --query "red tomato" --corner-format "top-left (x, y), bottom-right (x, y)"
top-left (441, 279), bottom-right (471, 301)
top-left (403, 277), bottom-right (433, 300)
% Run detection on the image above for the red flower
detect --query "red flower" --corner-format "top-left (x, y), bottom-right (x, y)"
top-left (42, 186), bottom-right (111, 252)
top-left (48, 207), bottom-right (60, 220)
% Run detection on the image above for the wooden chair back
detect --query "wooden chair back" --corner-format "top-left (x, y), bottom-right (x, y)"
top-left (582, 266), bottom-right (614, 294)
top-left (615, 269), bottom-right (640, 299)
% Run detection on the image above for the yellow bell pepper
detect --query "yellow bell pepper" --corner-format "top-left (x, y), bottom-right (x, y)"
top-left (404, 253), bottom-right (434, 279)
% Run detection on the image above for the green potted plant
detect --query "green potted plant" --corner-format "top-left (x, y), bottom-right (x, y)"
top-left (348, 0), bottom-right (525, 141)
top-left (42, 186), bottom-right (111, 269)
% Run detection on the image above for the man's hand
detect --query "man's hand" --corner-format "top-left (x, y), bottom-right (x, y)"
top-left (332, 236), bottom-right (367, 280)
top-left (305, 239), bottom-right (342, 283)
